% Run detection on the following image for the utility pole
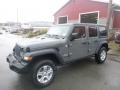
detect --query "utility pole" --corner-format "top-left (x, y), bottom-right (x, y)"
top-left (17, 8), bottom-right (19, 24)
top-left (17, 8), bottom-right (19, 31)
top-left (106, 0), bottom-right (113, 37)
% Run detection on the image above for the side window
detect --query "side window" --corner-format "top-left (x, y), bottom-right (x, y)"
top-left (89, 27), bottom-right (97, 37)
top-left (72, 26), bottom-right (86, 39)
top-left (99, 27), bottom-right (107, 37)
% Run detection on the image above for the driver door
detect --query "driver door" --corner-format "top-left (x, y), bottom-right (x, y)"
top-left (68, 26), bottom-right (89, 61)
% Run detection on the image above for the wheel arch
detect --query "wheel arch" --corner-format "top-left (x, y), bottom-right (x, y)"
top-left (96, 42), bottom-right (109, 54)
top-left (101, 43), bottom-right (108, 50)
top-left (32, 53), bottom-right (64, 65)
top-left (28, 49), bottom-right (64, 69)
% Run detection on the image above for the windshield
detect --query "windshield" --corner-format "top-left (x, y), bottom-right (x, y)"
top-left (47, 26), bottom-right (70, 37)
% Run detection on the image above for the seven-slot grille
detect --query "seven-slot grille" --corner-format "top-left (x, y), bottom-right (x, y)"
top-left (14, 45), bottom-right (22, 57)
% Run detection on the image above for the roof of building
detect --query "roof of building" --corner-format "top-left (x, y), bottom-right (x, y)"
top-left (54, 0), bottom-right (71, 15)
top-left (54, 0), bottom-right (120, 16)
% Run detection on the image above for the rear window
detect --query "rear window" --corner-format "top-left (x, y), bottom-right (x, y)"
top-left (99, 27), bottom-right (107, 37)
top-left (89, 27), bottom-right (98, 37)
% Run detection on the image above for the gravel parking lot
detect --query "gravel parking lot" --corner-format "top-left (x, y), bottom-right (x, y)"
top-left (0, 33), bottom-right (120, 90)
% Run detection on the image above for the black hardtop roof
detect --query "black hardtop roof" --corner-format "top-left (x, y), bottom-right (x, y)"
top-left (54, 23), bottom-right (106, 27)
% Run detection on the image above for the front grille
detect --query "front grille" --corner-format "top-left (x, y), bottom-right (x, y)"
top-left (14, 45), bottom-right (21, 57)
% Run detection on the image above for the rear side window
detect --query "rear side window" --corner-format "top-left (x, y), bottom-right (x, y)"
top-left (99, 27), bottom-right (107, 37)
top-left (89, 27), bottom-right (98, 37)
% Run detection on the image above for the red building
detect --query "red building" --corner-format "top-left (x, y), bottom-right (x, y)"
top-left (54, 0), bottom-right (120, 29)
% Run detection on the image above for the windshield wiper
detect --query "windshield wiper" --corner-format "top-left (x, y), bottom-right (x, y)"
top-left (45, 34), bottom-right (52, 37)
top-left (46, 34), bottom-right (65, 39)
top-left (53, 34), bottom-right (63, 39)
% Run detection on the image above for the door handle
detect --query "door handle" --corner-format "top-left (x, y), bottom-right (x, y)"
top-left (82, 42), bottom-right (87, 44)
top-left (94, 40), bottom-right (98, 43)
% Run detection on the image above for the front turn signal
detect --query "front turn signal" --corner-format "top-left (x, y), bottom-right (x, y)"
top-left (24, 56), bottom-right (32, 61)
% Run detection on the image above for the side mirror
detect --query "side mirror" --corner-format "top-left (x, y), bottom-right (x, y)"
top-left (70, 33), bottom-right (78, 41)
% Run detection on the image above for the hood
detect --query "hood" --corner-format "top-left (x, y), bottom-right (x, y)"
top-left (17, 36), bottom-right (66, 51)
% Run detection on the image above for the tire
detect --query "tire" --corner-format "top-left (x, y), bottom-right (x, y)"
top-left (31, 60), bottom-right (57, 88)
top-left (95, 47), bottom-right (107, 64)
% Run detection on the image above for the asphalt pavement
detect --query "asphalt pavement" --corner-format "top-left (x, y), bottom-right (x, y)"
top-left (0, 33), bottom-right (120, 90)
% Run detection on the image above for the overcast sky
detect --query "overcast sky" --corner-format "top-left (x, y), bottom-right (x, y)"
top-left (0, 0), bottom-right (119, 23)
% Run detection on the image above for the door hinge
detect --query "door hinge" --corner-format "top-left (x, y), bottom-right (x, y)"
top-left (69, 53), bottom-right (72, 56)
top-left (88, 49), bottom-right (91, 52)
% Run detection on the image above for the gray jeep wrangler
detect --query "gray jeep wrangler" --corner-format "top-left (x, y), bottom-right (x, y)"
top-left (7, 23), bottom-right (109, 88)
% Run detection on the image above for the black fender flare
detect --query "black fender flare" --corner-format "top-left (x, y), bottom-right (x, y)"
top-left (24, 49), bottom-right (64, 64)
top-left (95, 42), bottom-right (108, 54)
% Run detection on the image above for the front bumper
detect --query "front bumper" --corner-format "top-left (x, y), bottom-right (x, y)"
top-left (7, 54), bottom-right (30, 74)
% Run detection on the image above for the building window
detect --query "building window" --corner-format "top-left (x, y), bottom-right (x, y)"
top-left (58, 16), bottom-right (68, 24)
top-left (80, 12), bottom-right (99, 24)
top-left (89, 27), bottom-right (98, 37)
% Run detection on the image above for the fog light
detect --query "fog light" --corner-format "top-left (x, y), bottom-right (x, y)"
top-left (24, 56), bottom-right (32, 61)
